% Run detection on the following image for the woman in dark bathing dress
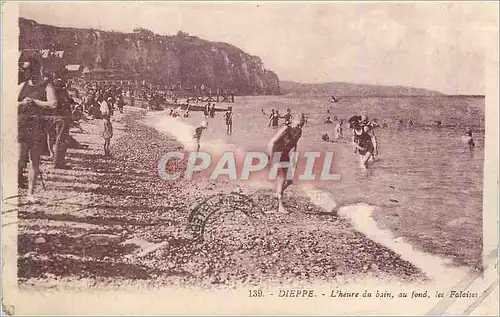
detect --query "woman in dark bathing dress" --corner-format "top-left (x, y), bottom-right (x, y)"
top-left (18, 57), bottom-right (58, 201)
top-left (349, 115), bottom-right (378, 170)
top-left (267, 113), bottom-right (306, 214)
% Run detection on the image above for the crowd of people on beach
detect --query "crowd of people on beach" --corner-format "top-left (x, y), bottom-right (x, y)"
top-left (16, 57), bottom-right (130, 202)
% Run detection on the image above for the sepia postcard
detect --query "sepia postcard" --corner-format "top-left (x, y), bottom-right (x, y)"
top-left (1, 1), bottom-right (499, 315)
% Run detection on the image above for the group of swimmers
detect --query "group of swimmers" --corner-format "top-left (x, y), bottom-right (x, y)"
top-left (271, 111), bottom-right (477, 213)
top-left (262, 108), bottom-right (294, 127)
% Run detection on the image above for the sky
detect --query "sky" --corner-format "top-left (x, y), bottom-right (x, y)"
top-left (18, 2), bottom-right (498, 95)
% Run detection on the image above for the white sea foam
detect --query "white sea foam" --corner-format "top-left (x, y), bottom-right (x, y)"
top-left (144, 112), bottom-right (238, 155)
top-left (300, 184), bottom-right (471, 286)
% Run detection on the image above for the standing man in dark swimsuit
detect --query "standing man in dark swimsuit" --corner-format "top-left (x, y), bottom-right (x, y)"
top-left (223, 107), bottom-right (233, 135)
top-left (282, 108), bottom-right (292, 126)
top-left (18, 58), bottom-right (58, 201)
top-left (268, 109), bottom-right (275, 126)
top-left (272, 110), bottom-right (280, 127)
top-left (351, 115), bottom-right (378, 169)
top-left (267, 113), bottom-right (306, 214)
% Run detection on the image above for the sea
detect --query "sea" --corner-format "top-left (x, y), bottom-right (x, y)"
top-left (146, 95), bottom-right (485, 269)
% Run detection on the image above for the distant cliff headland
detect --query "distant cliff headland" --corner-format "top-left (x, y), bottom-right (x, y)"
top-left (19, 18), bottom-right (281, 95)
top-left (280, 81), bottom-right (445, 97)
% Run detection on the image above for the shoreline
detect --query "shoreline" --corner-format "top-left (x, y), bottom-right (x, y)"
top-left (146, 108), bottom-right (482, 272)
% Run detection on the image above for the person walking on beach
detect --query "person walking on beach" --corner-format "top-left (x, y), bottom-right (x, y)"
top-left (349, 115), bottom-right (378, 169)
top-left (18, 57), bottom-right (58, 201)
top-left (224, 107), bottom-right (233, 135)
top-left (193, 121), bottom-right (208, 151)
top-left (462, 127), bottom-right (475, 150)
top-left (102, 114), bottom-right (113, 156)
top-left (267, 113), bottom-right (306, 214)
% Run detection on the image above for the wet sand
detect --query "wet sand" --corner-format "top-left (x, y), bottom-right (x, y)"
top-left (17, 106), bottom-right (428, 289)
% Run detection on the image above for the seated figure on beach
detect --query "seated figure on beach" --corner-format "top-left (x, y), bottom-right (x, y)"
top-left (267, 113), bottom-right (306, 214)
top-left (350, 115), bottom-right (378, 169)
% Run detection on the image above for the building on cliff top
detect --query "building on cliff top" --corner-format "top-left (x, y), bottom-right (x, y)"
top-left (19, 48), bottom-right (65, 74)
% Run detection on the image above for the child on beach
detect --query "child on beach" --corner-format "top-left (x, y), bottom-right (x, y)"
top-left (193, 121), bottom-right (208, 151)
top-left (102, 114), bottom-right (113, 156)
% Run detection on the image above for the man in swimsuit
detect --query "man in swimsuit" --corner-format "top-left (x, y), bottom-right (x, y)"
top-left (267, 113), bottom-right (306, 214)
top-left (272, 110), bottom-right (280, 127)
top-left (351, 115), bottom-right (378, 169)
top-left (282, 108), bottom-right (292, 126)
top-left (268, 109), bottom-right (275, 126)
top-left (223, 107), bottom-right (233, 135)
